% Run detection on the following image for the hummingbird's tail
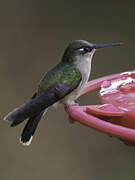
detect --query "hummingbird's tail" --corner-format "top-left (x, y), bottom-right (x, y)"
top-left (20, 109), bottom-right (48, 146)
top-left (3, 91), bottom-right (50, 146)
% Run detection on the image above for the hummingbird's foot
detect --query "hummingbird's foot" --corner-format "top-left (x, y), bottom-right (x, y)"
top-left (64, 100), bottom-right (79, 111)
top-left (72, 100), bottom-right (79, 106)
top-left (68, 100), bottom-right (79, 106)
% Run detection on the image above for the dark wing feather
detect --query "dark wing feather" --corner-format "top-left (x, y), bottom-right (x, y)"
top-left (5, 80), bottom-right (81, 126)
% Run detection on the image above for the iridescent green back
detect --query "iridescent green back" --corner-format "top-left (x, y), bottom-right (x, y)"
top-left (37, 62), bottom-right (81, 95)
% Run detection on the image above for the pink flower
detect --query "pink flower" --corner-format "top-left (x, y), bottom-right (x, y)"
top-left (67, 71), bottom-right (135, 146)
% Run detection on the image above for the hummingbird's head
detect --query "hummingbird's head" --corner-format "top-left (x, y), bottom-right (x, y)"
top-left (62, 40), bottom-right (123, 64)
top-left (62, 40), bottom-right (95, 64)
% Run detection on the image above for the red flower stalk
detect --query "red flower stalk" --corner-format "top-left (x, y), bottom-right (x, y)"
top-left (67, 71), bottom-right (135, 146)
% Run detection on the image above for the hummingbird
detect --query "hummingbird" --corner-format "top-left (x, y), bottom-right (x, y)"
top-left (4, 40), bottom-right (123, 146)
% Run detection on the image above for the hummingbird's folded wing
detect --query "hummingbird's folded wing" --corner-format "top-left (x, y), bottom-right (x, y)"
top-left (4, 80), bottom-right (81, 126)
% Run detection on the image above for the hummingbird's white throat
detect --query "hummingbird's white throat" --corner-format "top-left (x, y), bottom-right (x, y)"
top-left (74, 49), bottom-right (96, 80)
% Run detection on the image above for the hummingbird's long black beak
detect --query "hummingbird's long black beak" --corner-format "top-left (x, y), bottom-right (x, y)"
top-left (93, 42), bottom-right (123, 49)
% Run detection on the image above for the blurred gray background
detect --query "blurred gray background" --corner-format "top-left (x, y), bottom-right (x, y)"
top-left (0, 0), bottom-right (135, 179)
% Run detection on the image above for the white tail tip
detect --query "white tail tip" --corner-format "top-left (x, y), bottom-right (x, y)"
top-left (20, 136), bottom-right (33, 146)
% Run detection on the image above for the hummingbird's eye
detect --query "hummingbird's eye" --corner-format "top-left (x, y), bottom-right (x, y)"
top-left (83, 47), bottom-right (90, 52)
top-left (79, 47), bottom-right (92, 54)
